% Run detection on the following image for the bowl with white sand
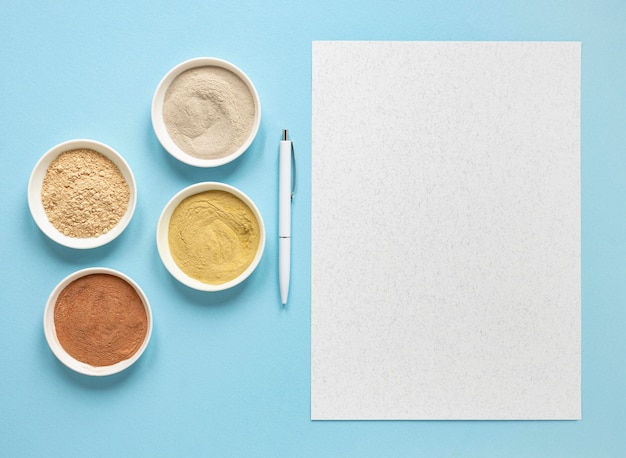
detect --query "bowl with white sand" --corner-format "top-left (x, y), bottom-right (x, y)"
top-left (151, 57), bottom-right (261, 168)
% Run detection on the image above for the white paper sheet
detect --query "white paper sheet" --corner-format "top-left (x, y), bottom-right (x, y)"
top-left (311, 41), bottom-right (581, 420)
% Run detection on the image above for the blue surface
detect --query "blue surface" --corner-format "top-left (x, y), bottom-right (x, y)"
top-left (0, 1), bottom-right (624, 456)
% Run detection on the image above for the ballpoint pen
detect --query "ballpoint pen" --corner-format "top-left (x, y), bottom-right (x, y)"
top-left (279, 129), bottom-right (295, 305)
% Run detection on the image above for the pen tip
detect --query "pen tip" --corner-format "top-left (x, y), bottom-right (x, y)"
top-left (282, 129), bottom-right (288, 141)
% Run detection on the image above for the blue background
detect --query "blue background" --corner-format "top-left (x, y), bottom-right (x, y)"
top-left (1, 1), bottom-right (624, 456)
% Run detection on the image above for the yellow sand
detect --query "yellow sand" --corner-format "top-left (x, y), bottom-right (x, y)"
top-left (168, 190), bottom-right (260, 284)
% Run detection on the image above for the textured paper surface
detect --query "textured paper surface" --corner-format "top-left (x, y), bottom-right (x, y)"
top-left (311, 41), bottom-right (581, 420)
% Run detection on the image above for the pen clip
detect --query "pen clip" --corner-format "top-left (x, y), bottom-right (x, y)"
top-left (290, 140), bottom-right (296, 199)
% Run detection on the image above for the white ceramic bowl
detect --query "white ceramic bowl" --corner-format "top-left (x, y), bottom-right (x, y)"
top-left (28, 139), bottom-right (137, 249)
top-left (157, 182), bottom-right (266, 291)
top-left (151, 57), bottom-right (261, 167)
top-left (43, 267), bottom-right (153, 376)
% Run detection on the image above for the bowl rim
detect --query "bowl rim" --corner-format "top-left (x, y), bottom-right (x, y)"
top-left (156, 181), bottom-right (266, 291)
top-left (151, 56), bottom-right (262, 168)
top-left (27, 139), bottom-right (137, 249)
top-left (43, 267), bottom-right (153, 377)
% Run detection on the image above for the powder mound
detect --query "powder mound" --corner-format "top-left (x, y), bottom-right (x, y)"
top-left (162, 65), bottom-right (256, 160)
top-left (54, 274), bottom-right (148, 367)
top-left (168, 190), bottom-right (260, 284)
top-left (41, 148), bottom-right (130, 238)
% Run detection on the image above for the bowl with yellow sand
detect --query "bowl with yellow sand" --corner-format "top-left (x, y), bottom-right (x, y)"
top-left (156, 182), bottom-right (266, 291)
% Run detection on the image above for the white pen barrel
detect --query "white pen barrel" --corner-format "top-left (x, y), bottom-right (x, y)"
top-left (279, 140), bottom-right (292, 238)
top-left (279, 237), bottom-right (291, 304)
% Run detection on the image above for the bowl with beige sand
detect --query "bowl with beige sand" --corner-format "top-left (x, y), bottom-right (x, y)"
top-left (28, 139), bottom-right (137, 249)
